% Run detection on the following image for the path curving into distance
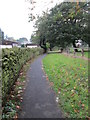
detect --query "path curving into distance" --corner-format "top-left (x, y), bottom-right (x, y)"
top-left (19, 55), bottom-right (63, 118)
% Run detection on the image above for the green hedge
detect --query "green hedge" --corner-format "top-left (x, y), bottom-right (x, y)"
top-left (2, 47), bottom-right (43, 100)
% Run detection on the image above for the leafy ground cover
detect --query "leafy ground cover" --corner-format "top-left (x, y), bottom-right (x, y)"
top-left (43, 54), bottom-right (88, 118)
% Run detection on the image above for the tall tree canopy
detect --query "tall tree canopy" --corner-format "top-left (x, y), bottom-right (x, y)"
top-left (31, 2), bottom-right (90, 52)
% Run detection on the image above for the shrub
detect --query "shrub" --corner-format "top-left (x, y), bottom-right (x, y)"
top-left (2, 47), bottom-right (43, 101)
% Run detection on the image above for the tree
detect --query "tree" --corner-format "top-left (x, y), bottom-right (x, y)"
top-left (32, 2), bottom-right (90, 52)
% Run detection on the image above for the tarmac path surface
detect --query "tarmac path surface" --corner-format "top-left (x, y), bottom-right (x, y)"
top-left (19, 55), bottom-right (63, 118)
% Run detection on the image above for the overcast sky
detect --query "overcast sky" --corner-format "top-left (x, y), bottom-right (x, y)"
top-left (0, 0), bottom-right (63, 40)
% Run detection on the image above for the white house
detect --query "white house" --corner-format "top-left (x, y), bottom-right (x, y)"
top-left (0, 40), bottom-right (19, 48)
top-left (26, 44), bottom-right (38, 48)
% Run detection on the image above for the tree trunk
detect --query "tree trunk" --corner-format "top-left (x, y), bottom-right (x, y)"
top-left (61, 48), bottom-right (64, 53)
top-left (40, 45), bottom-right (47, 53)
top-left (50, 47), bottom-right (52, 51)
top-left (89, 44), bottom-right (90, 47)
top-left (50, 44), bottom-right (53, 51)
top-left (40, 40), bottom-right (47, 53)
top-left (44, 47), bottom-right (47, 53)
top-left (88, 44), bottom-right (90, 52)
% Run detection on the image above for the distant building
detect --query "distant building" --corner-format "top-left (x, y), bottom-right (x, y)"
top-left (26, 44), bottom-right (38, 48)
top-left (17, 37), bottom-right (29, 45)
top-left (0, 40), bottom-right (19, 48)
top-left (0, 29), bottom-right (4, 41)
top-left (6, 37), bottom-right (14, 41)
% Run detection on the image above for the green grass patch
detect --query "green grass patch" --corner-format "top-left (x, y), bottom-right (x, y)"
top-left (43, 54), bottom-right (88, 118)
top-left (76, 52), bottom-right (90, 58)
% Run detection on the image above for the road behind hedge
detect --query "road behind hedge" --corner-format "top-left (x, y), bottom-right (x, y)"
top-left (19, 55), bottom-right (63, 118)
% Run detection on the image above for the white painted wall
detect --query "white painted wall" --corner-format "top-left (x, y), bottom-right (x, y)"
top-left (27, 45), bottom-right (38, 48)
top-left (0, 45), bottom-right (12, 48)
top-left (12, 43), bottom-right (18, 47)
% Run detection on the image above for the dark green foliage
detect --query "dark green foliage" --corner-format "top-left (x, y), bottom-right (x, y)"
top-left (32, 2), bottom-right (89, 50)
top-left (2, 47), bottom-right (43, 101)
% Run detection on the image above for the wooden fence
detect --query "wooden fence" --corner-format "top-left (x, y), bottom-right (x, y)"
top-left (66, 47), bottom-right (89, 57)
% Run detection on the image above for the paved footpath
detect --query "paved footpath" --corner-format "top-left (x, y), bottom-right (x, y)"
top-left (19, 55), bottom-right (63, 118)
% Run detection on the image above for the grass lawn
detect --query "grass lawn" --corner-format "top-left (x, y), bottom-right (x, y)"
top-left (43, 54), bottom-right (88, 118)
top-left (84, 52), bottom-right (89, 58)
top-left (76, 52), bottom-right (90, 58)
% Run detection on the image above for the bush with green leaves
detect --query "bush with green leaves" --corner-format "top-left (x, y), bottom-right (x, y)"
top-left (2, 47), bottom-right (43, 101)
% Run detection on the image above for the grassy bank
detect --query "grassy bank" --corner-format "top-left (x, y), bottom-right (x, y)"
top-left (43, 54), bottom-right (88, 118)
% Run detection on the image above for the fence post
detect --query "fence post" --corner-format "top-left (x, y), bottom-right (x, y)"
top-left (73, 48), bottom-right (76, 56)
top-left (81, 48), bottom-right (84, 57)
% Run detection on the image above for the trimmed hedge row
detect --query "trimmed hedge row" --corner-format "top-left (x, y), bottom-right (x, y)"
top-left (2, 47), bottom-right (43, 100)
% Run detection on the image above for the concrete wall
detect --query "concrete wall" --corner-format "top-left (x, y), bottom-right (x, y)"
top-left (0, 45), bottom-right (12, 48)
top-left (27, 45), bottom-right (38, 48)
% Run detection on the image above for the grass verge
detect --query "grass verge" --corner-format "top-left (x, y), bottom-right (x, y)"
top-left (43, 54), bottom-right (88, 118)
top-left (76, 52), bottom-right (90, 58)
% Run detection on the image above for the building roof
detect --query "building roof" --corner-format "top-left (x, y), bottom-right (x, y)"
top-left (0, 40), bottom-right (18, 45)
